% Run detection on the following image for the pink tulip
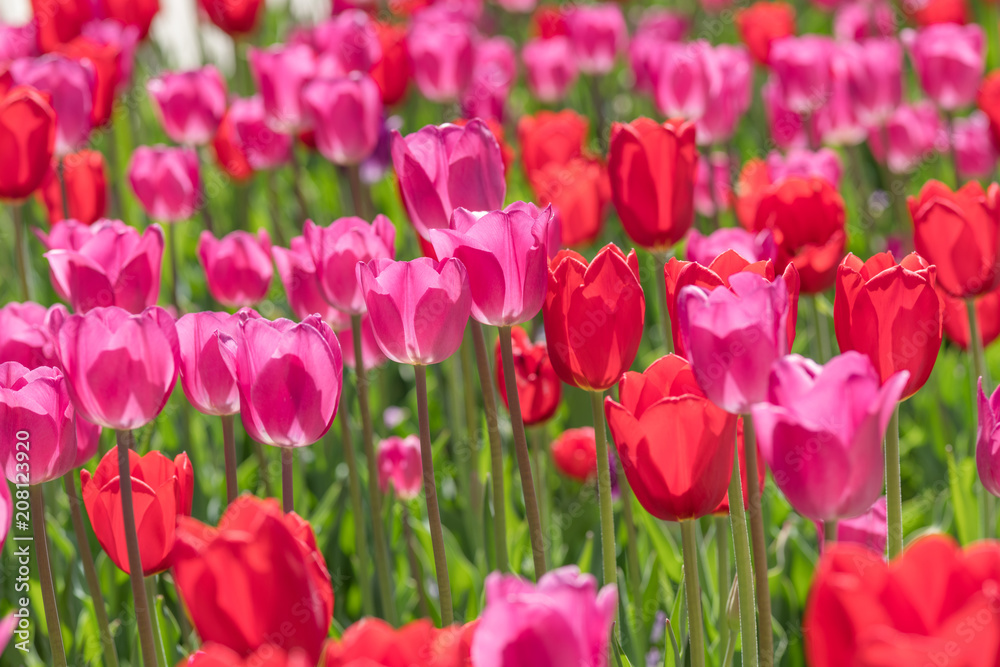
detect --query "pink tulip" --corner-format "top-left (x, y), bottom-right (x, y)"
top-left (0, 482), bottom-right (10, 552)
top-left (814, 48), bottom-right (866, 147)
top-left (390, 120), bottom-right (506, 241)
top-left (176, 310), bottom-right (258, 416)
top-left (978, 378), bottom-right (1000, 497)
top-left (10, 54), bottom-right (95, 155)
top-left (271, 236), bottom-right (349, 331)
top-left (834, 1), bottom-right (894, 41)
top-left (376, 434), bottom-right (422, 499)
top-left (82, 20), bottom-right (141, 91)
top-left (629, 10), bottom-right (688, 94)
top-left (0, 302), bottom-right (64, 370)
top-left (310, 10), bottom-right (381, 75)
top-left (357, 257), bottom-right (472, 365)
top-left (686, 228), bottom-right (777, 267)
top-left (44, 219), bottom-right (164, 314)
top-left (495, 0), bottom-right (535, 12)
top-left (338, 315), bottom-right (388, 370)
top-left (522, 37), bottom-right (578, 104)
top-left (128, 145), bottom-right (201, 222)
top-left (697, 45), bottom-right (752, 146)
top-left (842, 37), bottom-right (902, 127)
top-left (248, 44), bottom-right (318, 132)
top-left (225, 96), bottom-right (292, 170)
top-left (654, 40), bottom-right (719, 121)
top-left (677, 271), bottom-right (794, 414)
top-left (769, 36), bottom-right (836, 116)
top-left (564, 4), bottom-right (628, 76)
top-left (767, 148), bottom-right (843, 188)
top-left (55, 306), bottom-right (179, 431)
top-left (471, 566), bottom-right (617, 667)
top-left (816, 496), bottom-right (888, 554)
top-left (429, 203), bottom-right (554, 326)
top-left (0, 22), bottom-right (36, 62)
top-left (902, 24), bottom-right (985, 111)
top-left (197, 229), bottom-right (273, 308)
top-left (407, 15), bottom-right (477, 103)
top-left (694, 152), bottom-right (732, 218)
top-left (462, 36), bottom-right (517, 122)
top-left (953, 112), bottom-right (998, 180)
top-left (304, 216), bottom-right (396, 316)
top-left (866, 101), bottom-right (946, 174)
top-left (0, 363), bottom-right (101, 484)
top-left (301, 73), bottom-right (383, 166)
top-left (752, 352), bottom-right (907, 522)
top-left (147, 66), bottom-right (227, 147)
top-left (762, 78), bottom-right (811, 151)
top-left (34, 217), bottom-right (99, 253)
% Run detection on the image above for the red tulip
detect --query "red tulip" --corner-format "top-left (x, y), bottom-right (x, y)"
top-left (834, 252), bottom-right (944, 399)
top-left (605, 354), bottom-right (738, 521)
top-left (909, 180), bottom-right (1000, 298)
top-left (943, 287), bottom-right (1000, 350)
top-left (711, 418), bottom-right (766, 514)
top-left (532, 5), bottom-right (567, 39)
top-left (914, 0), bottom-right (969, 24)
top-left (550, 427), bottom-right (597, 482)
top-left (736, 2), bottom-right (796, 65)
top-left (370, 22), bottom-right (411, 106)
top-left (31, 0), bottom-right (94, 52)
top-left (323, 618), bottom-right (468, 667)
top-left (81, 447), bottom-right (193, 575)
top-left (0, 86), bottom-right (56, 201)
top-left (494, 326), bottom-right (561, 426)
top-left (183, 644), bottom-right (313, 667)
top-left (543, 244), bottom-right (645, 392)
top-left (199, 0), bottom-right (265, 36)
top-left (212, 104), bottom-right (254, 182)
top-left (530, 156), bottom-right (610, 248)
top-left (37, 149), bottom-right (108, 224)
top-left (172, 496), bottom-right (334, 664)
top-left (55, 36), bottom-right (123, 127)
top-left (978, 70), bottom-right (1000, 147)
top-left (95, 0), bottom-right (160, 39)
top-left (517, 109), bottom-right (588, 181)
top-left (609, 117), bottom-right (698, 252)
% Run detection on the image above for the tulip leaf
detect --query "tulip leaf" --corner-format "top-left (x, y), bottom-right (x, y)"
top-left (947, 447), bottom-right (981, 545)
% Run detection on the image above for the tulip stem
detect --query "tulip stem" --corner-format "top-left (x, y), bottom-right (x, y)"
top-left (715, 515), bottom-right (730, 665)
top-left (885, 405), bottom-right (903, 559)
top-left (705, 150), bottom-right (721, 231)
top-left (727, 439), bottom-right (759, 667)
top-left (968, 298), bottom-right (989, 390)
top-left (282, 447), bottom-right (294, 513)
top-left (402, 505), bottom-right (432, 618)
top-left (470, 321), bottom-right (510, 572)
top-left (616, 450), bottom-right (645, 655)
top-left (352, 314), bottom-right (397, 624)
top-left (221, 414), bottom-right (238, 504)
top-left (63, 474), bottom-right (119, 667)
top-left (590, 390), bottom-right (618, 607)
top-left (29, 485), bottom-right (67, 667)
top-left (166, 222), bottom-right (179, 311)
top-left (115, 429), bottom-right (159, 667)
top-left (57, 157), bottom-right (70, 221)
top-left (655, 252), bottom-right (674, 354)
top-left (346, 164), bottom-right (373, 220)
top-left (461, 332), bottom-right (484, 551)
top-left (415, 364), bottom-right (454, 625)
top-left (681, 520), bottom-right (707, 667)
top-left (499, 325), bottom-right (548, 578)
top-left (823, 520), bottom-right (838, 545)
top-left (338, 409), bottom-right (375, 617)
top-left (742, 416), bottom-right (773, 664)
top-left (289, 149), bottom-right (310, 222)
top-left (12, 204), bottom-right (30, 300)
top-left (809, 296), bottom-right (831, 362)
top-left (944, 110), bottom-right (962, 187)
top-left (252, 437), bottom-right (274, 497)
top-left (144, 576), bottom-right (167, 667)
top-left (587, 74), bottom-right (609, 150)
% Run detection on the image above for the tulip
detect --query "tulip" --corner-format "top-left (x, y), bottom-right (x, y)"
top-left (978, 70), bottom-right (1000, 147)
top-left (978, 378), bottom-right (1000, 497)
top-left (698, 45), bottom-right (752, 146)
top-left (147, 66), bottom-right (227, 146)
top-left (815, 496), bottom-right (888, 554)
top-left (686, 228), bottom-right (777, 267)
top-left (197, 229), bottom-right (273, 308)
top-left (0, 302), bottom-right (64, 369)
top-left (563, 4), bottom-right (627, 76)
top-left (629, 9), bottom-right (689, 93)
top-left (376, 435), bottom-right (422, 499)
top-left (407, 16), bottom-right (476, 103)
top-left (550, 427), bottom-right (598, 482)
top-left (453, 116), bottom-right (514, 175)
top-left (494, 326), bottom-right (561, 426)
top-left (199, 0), bottom-right (265, 36)
top-left (0, 481), bottom-right (9, 552)
top-left (766, 148), bottom-right (842, 187)
top-left (95, 0), bottom-right (160, 39)
top-left (608, 118), bottom-right (697, 252)
top-left (0, 86), bottom-right (56, 201)
top-left (805, 535), bottom-right (1000, 666)
top-left (55, 306), bottom-right (179, 431)
top-left (954, 112), bottom-right (999, 180)
top-left (248, 44), bottom-right (318, 132)
top-left (461, 36), bottom-right (517, 121)
top-left (769, 36), bottom-right (834, 116)
top-left (834, 252), bottom-right (943, 399)
top-left (530, 157), bottom-right (610, 248)
top-left (82, 20), bottom-right (141, 91)
top-left (472, 566), bottom-right (617, 667)
top-left (175, 311), bottom-right (252, 416)
top-left (390, 120), bottom-right (506, 241)
top-left (833, 1), bottom-right (894, 41)
top-left (909, 180), bottom-right (1000, 298)
top-left (80, 448), bottom-right (192, 575)
top-left (54, 36), bottom-right (123, 128)
top-left (866, 101), bottom-right (945, 174)
top-left (301, 74), bottom-right (383, 166)
top-left (222, 96), bottom-right (293, 171)
top-left (370, 22), bottom-right (410, 106)
top-left (814, 47), bottom-right (866, 148)
top-left (543, 245), bottom-right (645, 392)
top-left (128, 145), bottom-right (201, 222)
top-left (943, 288), bottom-right (1000, 351)
top-left (842, 37), bottom-right (902, 127)
top-left (304, 216), bottom-right (396, 315)
top-left (653, 40), bottom-right (719, 121)
top-left (272, 236), bottom-right (349, 330)
top-left (736, 2), bottom-right (796, 65)
top-left (902, 23), bottom-right (985, 111)
top-left (338, 316), bottom-right (388, 371)
top-left (761, 78), bottom-right (811, 150)
top-left (44, 219), bottom-right (164, 314)
top-left (308, 11), bottom-right (382, 76)
top-left (694, 152), bottom-right (732, 218)
top-left (752, 352), bottom-right (907, 522)
top-left (184, 644), bottom-right (312, 667)
top-left (211, 106), bottom-right (254, 181)
top-left (522, 36), bottom-right (578, 104)
top-left (37, 149), bottom-right (107, 224)
top-left (172, 496), bottom-right (334, 664)
top-left (532, 5), bottom-right (567, 38)
top-left (10, 54), bottom-right (94, 156)
top-left (323, 619), bottom-right (468, 667)
top-left (30, 0), bottom-right (93, 52)
top-left (518, 110), bottom-right (588, 181)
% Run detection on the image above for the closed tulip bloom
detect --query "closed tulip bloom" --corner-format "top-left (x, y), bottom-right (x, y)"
top-left (543, 245), bottom-right (645, 392)
top-left (494, 325), bottom-right (561, 426)
top-left (249, 44), bottom-right (318, 132)
top-left (909, 180), bottom-right (1000, 298)
top-left (815, 496), bottom-right (888, 554)
top-left (37, 149), bottom-right (108, 224)
top-left (867, 101), bottom-right (945, 174)
top-left (391, 121), bottom-right (506, 241)
top-left (813, 47), bottom-right (866, 148)
top-left (761, 78), bottom-right (811, 150)
top-left (0, 302), bottom-right (64, 369)
top-left (128, 145), bottom-right (201, 222)
top-left (914, 0), bottom-right (969, 25)
top-left (736, 2), bottom-right (796, 65)
top-left (769, 36), bottom-right (834, 116)
top-left (564, 4), bottom-right (627, 76)
top-left (184, 644), bottom-right (312, 667)
top-left (609, 118), bottom-right (697, 252)
top-left (10, 54), bottom-right (94, 156)
top-left (954, 112), bottom-right (999, 179)
top-left (522, 37), bottom-right (578, 104)
top-left (304, 216), bottom-right (396, 315)
top-left (55, 35), bottom-right (123, 128)
top-left (377, 435), bottom-right (422, 499)
top-left (37, 219), bottom-right (136, 302)
top-left (518, 110), bottom-right (588, 181)
top-left (308, 10), bottom-right (381, 75)
top-left (370, 22), bottom-right (411, 106)
top-left (197, 229), bottom-right (273, 308)
top-left (834, 252), bottom-right (943, 399)
top-left (44, 219), bottom-right (164, 313)
top-left (30, 0), bottom-right (93, 52)
top-left (324, 618), bottom-right (469, 667)
top-left (834, 1), bottom-right (894, 41)
top-left (358, 257), bottom-right (472, 365)
top-left (82, 20), bottom-right (141, 92)
top-left (978, 378), bottom-right (1000, 497)
top-left (753, 352), bottom-right (907, 522)
top-left (698, 45), bottom-right (752, 146)
top-left (903, 24), bottom-right (984, 111)
top-left (199, 0), bottom-right (265, 35)
top-left (842, 37), bottom-right (902, 127)
top-left (301, 74), bottom-right (383, 166)
top-left (767, 148), bottom-right (842, 188)
top-left (81, 448), bottom-right (192, 575)
top-left (472, 566), bottom-right (617, 667)
top-left (943, 288), bottom-right (1000, 351)
top-left (694, 152), bottom-right (732, 218)
top-left (95, 0), bottom-right (160, 39)
top-left (236, 316), bottom-right (343, 448)
top-left (56, 306), bottom-right (179, 430)
top-left (462, 36), bottom-right (517, 121)
top-left (979, 70), bottom-right (1000, 146)
top-left (550, 427), bottom-right (598, 482)
top-left (212, 104), bottom-right (254, 181)
top-left (686, 228), bottom-right (777, 267)
top-left (272, 237), bottom-right (349, 330)
top-left (147, 66), bottom-right (227, 147)
top-left (629, 9), bottom-right (689, 93)
top-left (653, 40), bottom-right (719, 121)
top-left (172, 496), bottom-right (334, 664)
top-left (224, 96), bottom-right (293, 171)
top-left (531, 157), bottom-right (610, 248)
top-left (407, 17), bottom-right (476, 103)
top-left (0, 86), bottom-right (55, 201)
top-left (175, 311), bottom-right (251, 416)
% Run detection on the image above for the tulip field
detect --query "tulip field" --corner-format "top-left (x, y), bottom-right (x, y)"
top-left (6, 0), bottom-right (1000, 665)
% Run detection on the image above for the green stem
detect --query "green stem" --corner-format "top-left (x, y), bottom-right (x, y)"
top-left (58, 157), bottom-right (70, 220)
top-left (12, 204), bottom-right (29, 300)
top-left (590, 391), bottom-right (618, 614)
top-left (166, 222), bottom-right (179, 311)
top-left (715, 515), bottom-right (730, 666)
top-left (144, 576), bottom-right (166, 667)
top-left (415, 364), bottom-right (454, 625)
top-left (885, 405), bottom-right (902, 559)
top-left (346, 164), bottom-right (374, 220)
top-left (30, 485), bottom-right (67, 667)
top-left (282, 447), bottom-right (294, 513)
top-left (616, 449), bottom-right (645, 655)
top-left (531, 428), bottom-right (551, 550)
top-left (289, 149), bottom-right (310, 222)
top-left (945, 110), bottom-right (962, 187)
top-left (499, 325), bottom-right (547, 577)
top-left (810, 295), bottom-right (831, 362)
top-left (221, 414), bottom-right (238, 504)
top-left (338, 409), bottom-right (375, 617)
top-left (742, 416), bottom-right (772, 663)
top-left (824, 520), bottom-right (838, 545)
top-left (461, 332), bottom-right (484, 554)
top-left (727, 439), bottom-right (759, 667)
top-left (969, 298), bottom-right (989, 389)
top-left (680, 520), bottom-right (706, 667)
top-left (403, 505), bottom-right (432, 618)
top-left (655, 252), bottom-right (674, 354)
top-left (252, 437), bottom-right (274, 497)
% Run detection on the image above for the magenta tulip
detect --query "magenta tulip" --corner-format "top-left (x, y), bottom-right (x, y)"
top-left (752, 352), bottom-right (907, 522)
top-left (357, 257), bottom-right (472, 365)
top-left (522, 37), bottom-right (578, 104)
top-left (978, 378), bottom-right (1000, 498)
top-left (44, 219), bottom-right (164, 314)
top-left (34, 218), bottom-right (99, 254)
top-left (0, 22), bottom-right (36, 62)
top-left (686, 228), bottom-right (777, 266)
top-left (407, 15), bottom-right (477, 103)
top-left (376, 434), bottom-right (422, 499)
top-left (428, 203), bottom-right (554, 326)
top-left (814, 47), bottom-right (866, 147)
top-left (147, 66), bottom-right (227, 147)
top-left (301, 73), bottom-right (383, 166)
top-left (564, 4), bottom-right (628, 76)
top-left (82, 20), bottom-right (141, 91)
top-left (769, 36), bottom-right (835, 116)
top-left (629, 9), bottom-right (689, 94)
top-left (224, 96), bottom-right (293, 170)
top-left (310, 10), bottom-right (381, 75)
top-left (866, 101), bottom-right (945, 174)
top-left (0, 481), bottom-right (9, 552)
top-left (0, 302), bottom-right (64, 370)
top-left (390, 120), bottom-right (506, 241)
top-left (694, 152), bottom-right (731, 218)
top-left (55, 306), bottom-right (179, 431)
top-left (767, 148), bottom-right (843, 188)
top-left (654, 40), bottom-right (718, 122)
top-left (248, 44), bottom-right (318, 132)
top-left (128, 146), bottom-right (201, 222)
top-left (236, 315), bottom-right (343, 448)
top-left (271, 236), bottom-right (349, 331)
top-left (304, 215), bottom-right (396, 315)
top-left (197, 229), bottom-right (273, 308)
top-left (176, 311), bottom-right (259, 416)
top-left (816, 496), bottom-right (888, 554)
top-left (902, 24), bottom-right (985, 111)
top-left (697, 44), bottom-right (752, 146)
top-left (10, 54), bottom-right (95, 155)
top-left (462, 36), bottom-right (517, 121)
top-left (954, 112), bottom-right (998, 180)
top-left (677, 271), bottom-right (794, 414)
top-left (842, 37), bottom-right (903, 127)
